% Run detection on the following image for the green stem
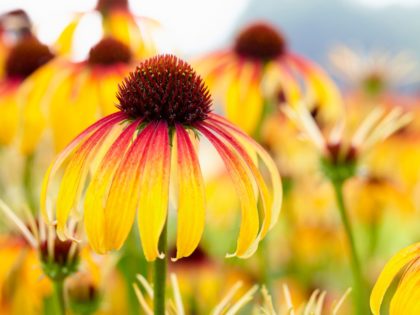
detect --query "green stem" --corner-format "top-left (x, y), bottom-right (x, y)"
top-left (23, 153), bottom-right (36, 213)
top-left (332, 179), bottom-right (369, 315)
top-left (153, 222), bottom-right (167, 315)
top-left (53, 279), bottom-right (66, 315)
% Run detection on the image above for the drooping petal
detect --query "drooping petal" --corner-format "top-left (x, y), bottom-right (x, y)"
top-left (83, 120), bottom-right (140, 253)
top-left (54, 15), bottom-right (82, 55)
top-left (203, 120), bottom-right (272, 239)
top-left (370, 242), bottom-right (420, 315)
top-left (41, 113), bottom-right (125, 224)
top-left (55, 119), bottom-right (123, 239)
top-left (19, 61), bottom-right (72, 154)
top-left (137, 122), bottom-right (171, 261)
top-left (208, 114), bottom-right (282, 232)
top-left (197, 124), bottom-right (259, 258)
top-left (225, 61), bottom-right (264, 134)
top-left (173, 125), bottom-right (206, 260)
top-left (101, 123), bottom-right (156, 251)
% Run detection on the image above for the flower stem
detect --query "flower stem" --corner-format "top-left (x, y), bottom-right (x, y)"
top-left (331, 179), bottom-right (369, 315)
top-left (153, 222), bottom-right (167, 315)
top-left (53, 279), bottom-right (66, 315)
top-left (23, 153), bottom-right (36, 213)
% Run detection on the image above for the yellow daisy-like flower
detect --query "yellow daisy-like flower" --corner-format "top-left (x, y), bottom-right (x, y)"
top-left (21, 36), bottom-right (137, 154)
top-left (196, 21), bottom-right (341, 135)
top-left (55, 0), bottom-right (159, 58)
top-left (41, 55), bottom-right (282, 262)
top-left (0, 35), bottom-right (55, 148)
top-left (370, 242), bottom-right (420, 315)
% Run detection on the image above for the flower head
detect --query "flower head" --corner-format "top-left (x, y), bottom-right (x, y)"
top-left (117, 55), bottom-right (211, 124)
top-left (19, 36), bottom-right (136, 154)
top-left (371, 242), bottom-right (420, 315)
top-left (195, 21), bottom-right (342, 135)
top-left (42, 54), bottom-right (282, 262)
top-left (234, 22), bottom-right (286, 61)
top-left (283, 102), bottom-right (412, 181)
top-left (5, 36), bottom-right (54, 80)
top-left (55, 0), bottom-right (159, 58)
top-left (88, 37), bottom-right (132, 66)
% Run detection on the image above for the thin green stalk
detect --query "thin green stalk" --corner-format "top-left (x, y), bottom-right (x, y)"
top-left (332, 179), bottom-right (369, 315)
top-left (153, 222), bottom-right (168, 315)
top-left (23, 153), bottom-right (36, 213)
top-left (53, 279), bottom-right (66, 315)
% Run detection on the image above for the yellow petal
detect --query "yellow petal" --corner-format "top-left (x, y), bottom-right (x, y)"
top-left (83, 121), bottom-right (139, 253)
top-left (101, 123), bottom-right (155, 251)
top-left (0, 88), bottom-right (19, 146)
top-left (209, 114), bottom-right (282, 234)
top-left (55, 121), bottom-right (118, 239)
top-left (54, 16), bottom-right (81, 55)
top-left (173, 125), bottom-right (206, 260)
top-left (390, 259), bottom-right (420, 315)
top-left (19, 61), bottom-right (68, 155)
top-left (197, 125), bottom-right (259, 258)
top-left (225, 62), bottom-right (264, 135)
top-left (138, 122), bottom-right (171, 261)
top-left (370, 242), bottom-right (420, 315)
top-left (49, 69), bottom-right (100, 152)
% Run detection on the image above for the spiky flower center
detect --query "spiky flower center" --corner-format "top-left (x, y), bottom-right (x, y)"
top-left (88, 37), bottom-right (132, 66)
top-left (96, 0), bottom-right (128, 13)
top-left (5, 37), bottom-right (54, 79)
top-left (117, 55), bottom-right (212, 125)
top-left (234, 22), bottom-right (286, 61)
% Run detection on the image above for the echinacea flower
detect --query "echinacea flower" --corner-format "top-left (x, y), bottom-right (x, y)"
top-left (370, 242), bottom-right (420, 315)
top-left (21, 36), bottom-right (136, 154)
top-left (283, 102), bottom-right (412, 181)
top-left (55, 0), bottom-right (158, 58)
top-left (41, 54), bottom-right (282, 262)
top-left (0, 200), bottom-right (79, 282)
top-left (195, 21), bottom-right (341, 135)
top-left (133, 273), bottom-right (258, 315)
top-left (329, 45), bottom-right (418, 96)
top-left (0, 35), bottom-right (55, 148)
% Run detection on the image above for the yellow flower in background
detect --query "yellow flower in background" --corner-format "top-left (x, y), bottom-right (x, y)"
top-left (21, 36), bottom-right (137, 154)
top-left (370, 242), bottom-right (420, 315)
top-left (55, 0), bottom-right (159, 58)
top-left (41, 55), bottom-right (282, 262)
top-left (0, 236), bottom-right (51, 315)
top-left (346, 176), bottom-right (415, 225)
top-left (195, 21), bottom-right (341, 135)
top-left (0, 35), bottom-right (55, 148)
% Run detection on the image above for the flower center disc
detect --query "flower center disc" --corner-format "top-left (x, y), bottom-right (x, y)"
top-left (88, 37), bottom-right (132, 66)
top-left (96, 0), bottom-right (128, 12)
top-left (234, 22), bottom-right (286, 61)
top-left (117, 54), bottom-right (212, 125)
top-left (5, 36), bottom-right (54, 79)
